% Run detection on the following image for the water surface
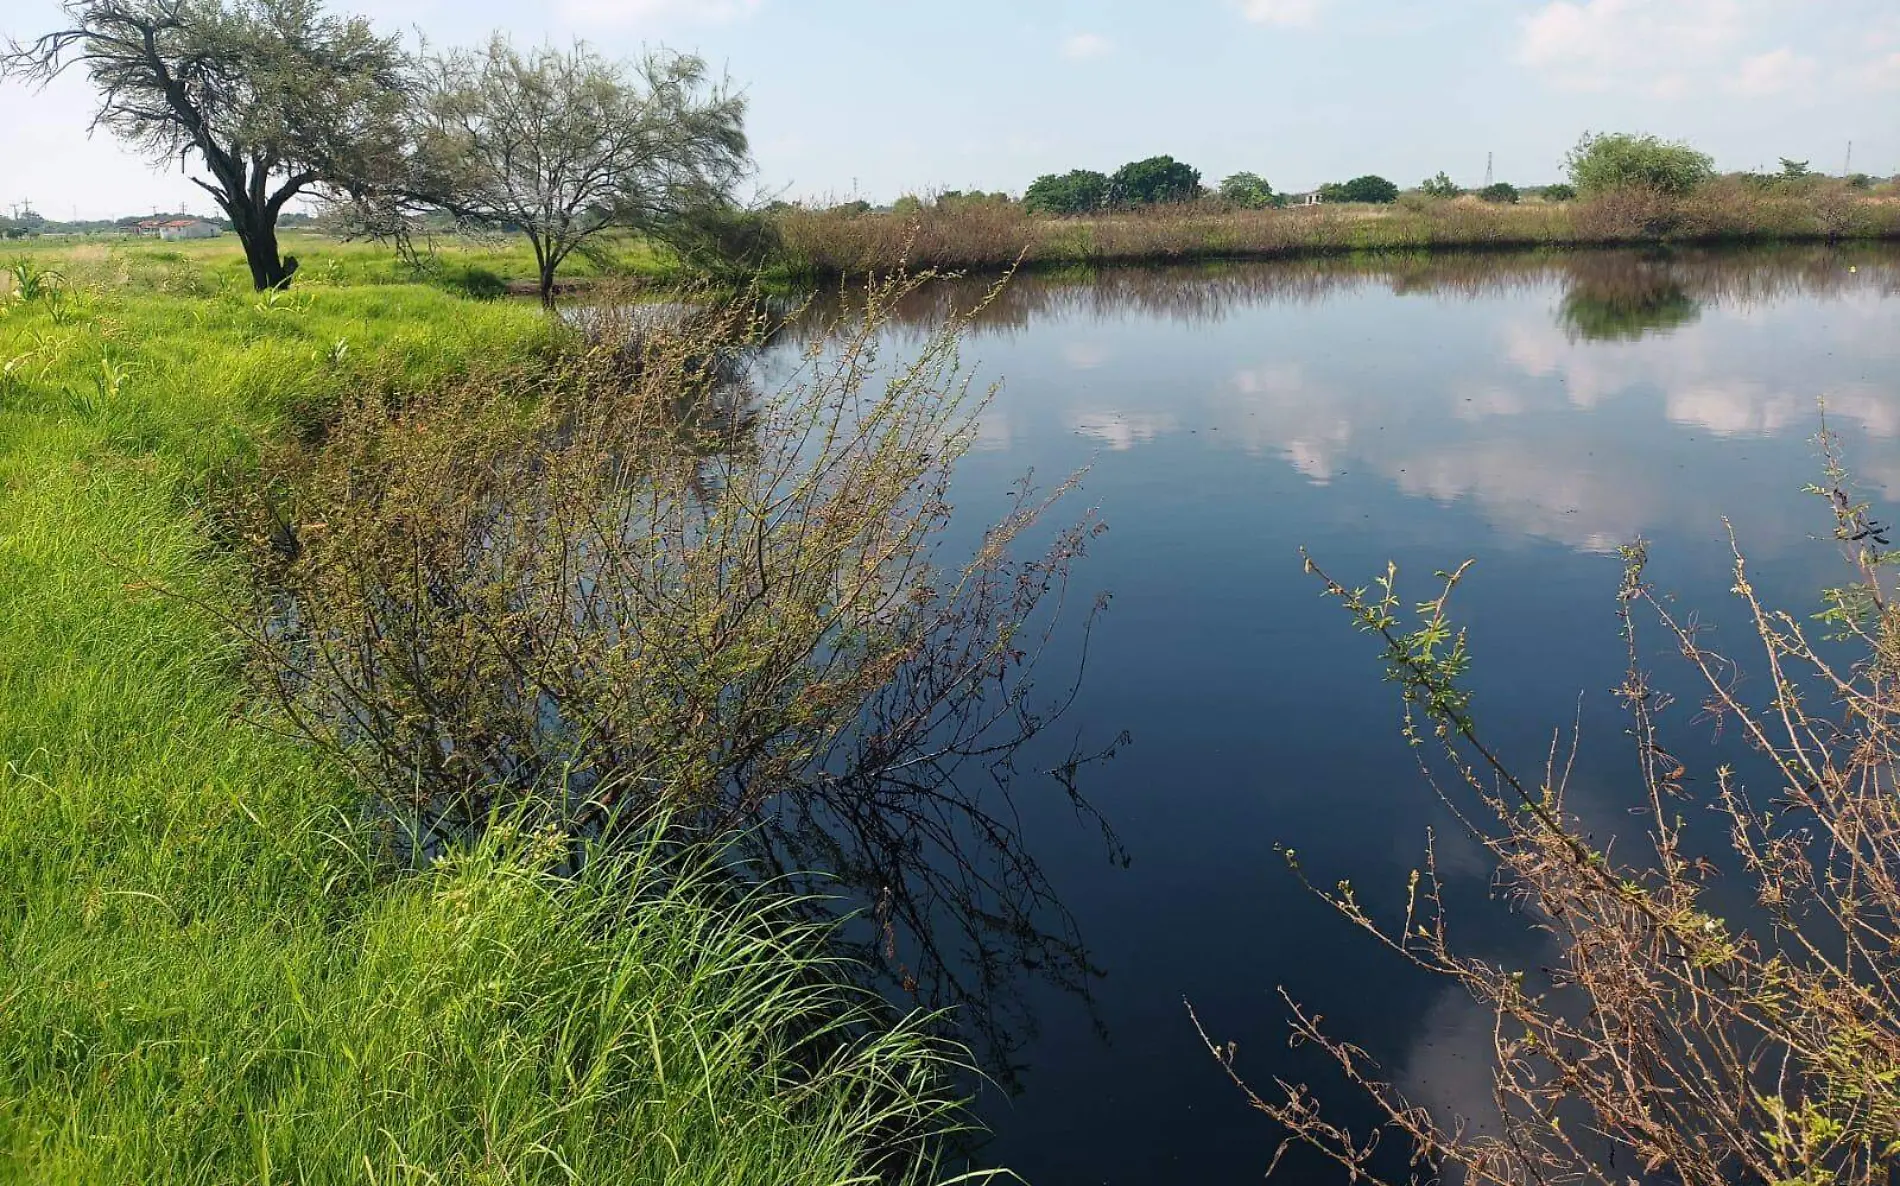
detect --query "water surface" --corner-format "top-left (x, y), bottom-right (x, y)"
top-left (771, 246), bottom-right (1900, 1184)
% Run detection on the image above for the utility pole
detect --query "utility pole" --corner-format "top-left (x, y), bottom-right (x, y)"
top-left (1484, 152), bottom-right (1494, 189)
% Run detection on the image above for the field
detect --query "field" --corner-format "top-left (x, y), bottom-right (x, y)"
top-left (0, 252), bottom-right (977, 1182)
top-left (2, 229), bottom-right (678, 297)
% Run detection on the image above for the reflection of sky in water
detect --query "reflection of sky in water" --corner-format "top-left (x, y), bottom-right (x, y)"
top-left (765, 247), bottom-right (1900, 1184)
top-left (908, 251), bottom-right (1900, 558)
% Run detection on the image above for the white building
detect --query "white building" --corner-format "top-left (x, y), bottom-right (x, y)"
top-left (158, 219), bottom-right (222, 241)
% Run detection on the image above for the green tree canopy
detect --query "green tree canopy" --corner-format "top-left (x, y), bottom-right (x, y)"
top-left (1334, 175), bottom-right (1399, 204)
top-left (1779, 157), bottom-right (1813, 180)
top-left (392, 37), bottom-right (749, 305)
top-left (1540, 183), bottom-right (1577, 202)
top-left (1109, 156), bottom-right (1202, 206)
top-left (1022, 169), bottom-right (1110, 216)
top-left (1479, 181), bottom-right (1520, 204)
top-left (1419, 172), bottom-right (1462, 199)
top-left (1218, 172), bottom-right (1279, 209)
top-left (1565, 132), bottom-right (1714, 196)
top-left (2, 0), bottom-right (411, 291)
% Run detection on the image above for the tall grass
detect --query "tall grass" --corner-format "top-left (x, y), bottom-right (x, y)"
top-left (773, 183), bottom-right (1900, 279)
top-left (0, 279), bottom-right (989, 1182)
top-left (2, 230), bottom-right (680, 299)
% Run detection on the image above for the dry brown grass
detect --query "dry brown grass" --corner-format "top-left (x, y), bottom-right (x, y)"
top-left (773, 184), bottom-right (1900, 279)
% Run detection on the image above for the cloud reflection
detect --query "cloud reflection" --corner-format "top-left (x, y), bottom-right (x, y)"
top-left (1071, 409), bottom-right (1177, 451)
top-left (802, 247), bottom-right (1900, 555)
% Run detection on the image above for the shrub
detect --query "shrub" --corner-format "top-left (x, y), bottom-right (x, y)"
top-left (1219, 172), bottom-right (1279, 210)
top-left (1109, 156), bottom-right (1202, 206)
top-left (1566, 131), bottom-right (1714, 196)
top-left (450, 264), bottom-right (507, 299)
top-left (660, 203), bottom-right (783, 280)
top-left (1540, 183), bottom-right (1577, 202)
top-left (1202, 452), bottom-right (1900, 1186)
top-left (1023, 169), bottom-right (1111, 216)
top-left (1335, 175), bottom-right (1400, 204)
top-left (1571, 184), bottom-right (1680, 239)
top-left (237, 275), bottom-right (1096, 848)
top-left (1479, 181), bottom-right (1520, 204)
top-left (1419, 172), bottom-right (1462, 199)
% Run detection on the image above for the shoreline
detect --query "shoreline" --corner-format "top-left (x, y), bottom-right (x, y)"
top-left (773, 225), bottom-right (1900, 284)
top-left (771, 193), bottom-right (1900, 282)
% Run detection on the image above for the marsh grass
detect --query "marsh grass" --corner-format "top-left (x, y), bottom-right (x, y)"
top-left (0, 275), bottom-right (999, 1182)
top-left (774, 184), bottom-right (1900, 279)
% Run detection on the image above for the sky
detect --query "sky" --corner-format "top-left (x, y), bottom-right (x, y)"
top-left (2, 0), bottom-right (1898, 220)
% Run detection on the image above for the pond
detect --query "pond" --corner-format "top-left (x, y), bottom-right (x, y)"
top-left (762, 245), bottom-right (1900, 1183)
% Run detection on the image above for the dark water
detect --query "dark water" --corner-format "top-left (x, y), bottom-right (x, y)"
top-left (774, 246), bottom-right (1900, 1184)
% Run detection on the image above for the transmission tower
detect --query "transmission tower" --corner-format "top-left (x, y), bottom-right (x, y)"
top-left (1484, 152), bottom-right (1494, 188)
top-left (1845, 140), bottom-right (1854, 177)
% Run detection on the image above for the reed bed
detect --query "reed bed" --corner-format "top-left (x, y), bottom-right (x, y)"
top-left (775, 183), bottom-right (1900, 279)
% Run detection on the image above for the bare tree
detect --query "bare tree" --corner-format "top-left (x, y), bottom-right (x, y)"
top-left (388, 38), bottom-right (750, 306)
top-left (2, 0), bottom-right (409, 291)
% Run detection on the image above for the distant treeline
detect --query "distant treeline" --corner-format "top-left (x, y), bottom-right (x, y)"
top-left (793, 134), bottom-right (1896, 219)
top-left (0, 210), bottom-right (318, 239)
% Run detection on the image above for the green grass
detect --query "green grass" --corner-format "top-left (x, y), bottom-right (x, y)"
top-left (0, 278), bottom-right (982, 1182)
top-left (5, 230), bottom-right (679, 299)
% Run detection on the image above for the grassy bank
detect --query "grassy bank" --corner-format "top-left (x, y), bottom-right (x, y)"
top-left (774, 182), bottom-right (1900, 278)
top-left (0, 277), bottom-right (980, 1181)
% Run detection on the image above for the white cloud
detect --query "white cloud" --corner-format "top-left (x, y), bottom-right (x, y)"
top-left (557, 0), bottom-right (761, 26)
top-left (1860, 51), bottom-right (1900, 90)
top-left (1516, 0), bottom-right (1746, 91)
top-left (1239, 0), bottom-right (1323, 28)
top-left (1060, 32), bottom-right (1114, 60)
top-left (1732, 47), bottom-right (1817, 94)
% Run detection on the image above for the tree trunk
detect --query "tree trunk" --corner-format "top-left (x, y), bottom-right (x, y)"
top-left (539, 260), bottom-right (558, 309)
top-left (231, 201), bottom-right (296, 291)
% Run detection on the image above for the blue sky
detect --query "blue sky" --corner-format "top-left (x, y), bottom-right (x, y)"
top-left (3, 0), bottom-right (1898, 220)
